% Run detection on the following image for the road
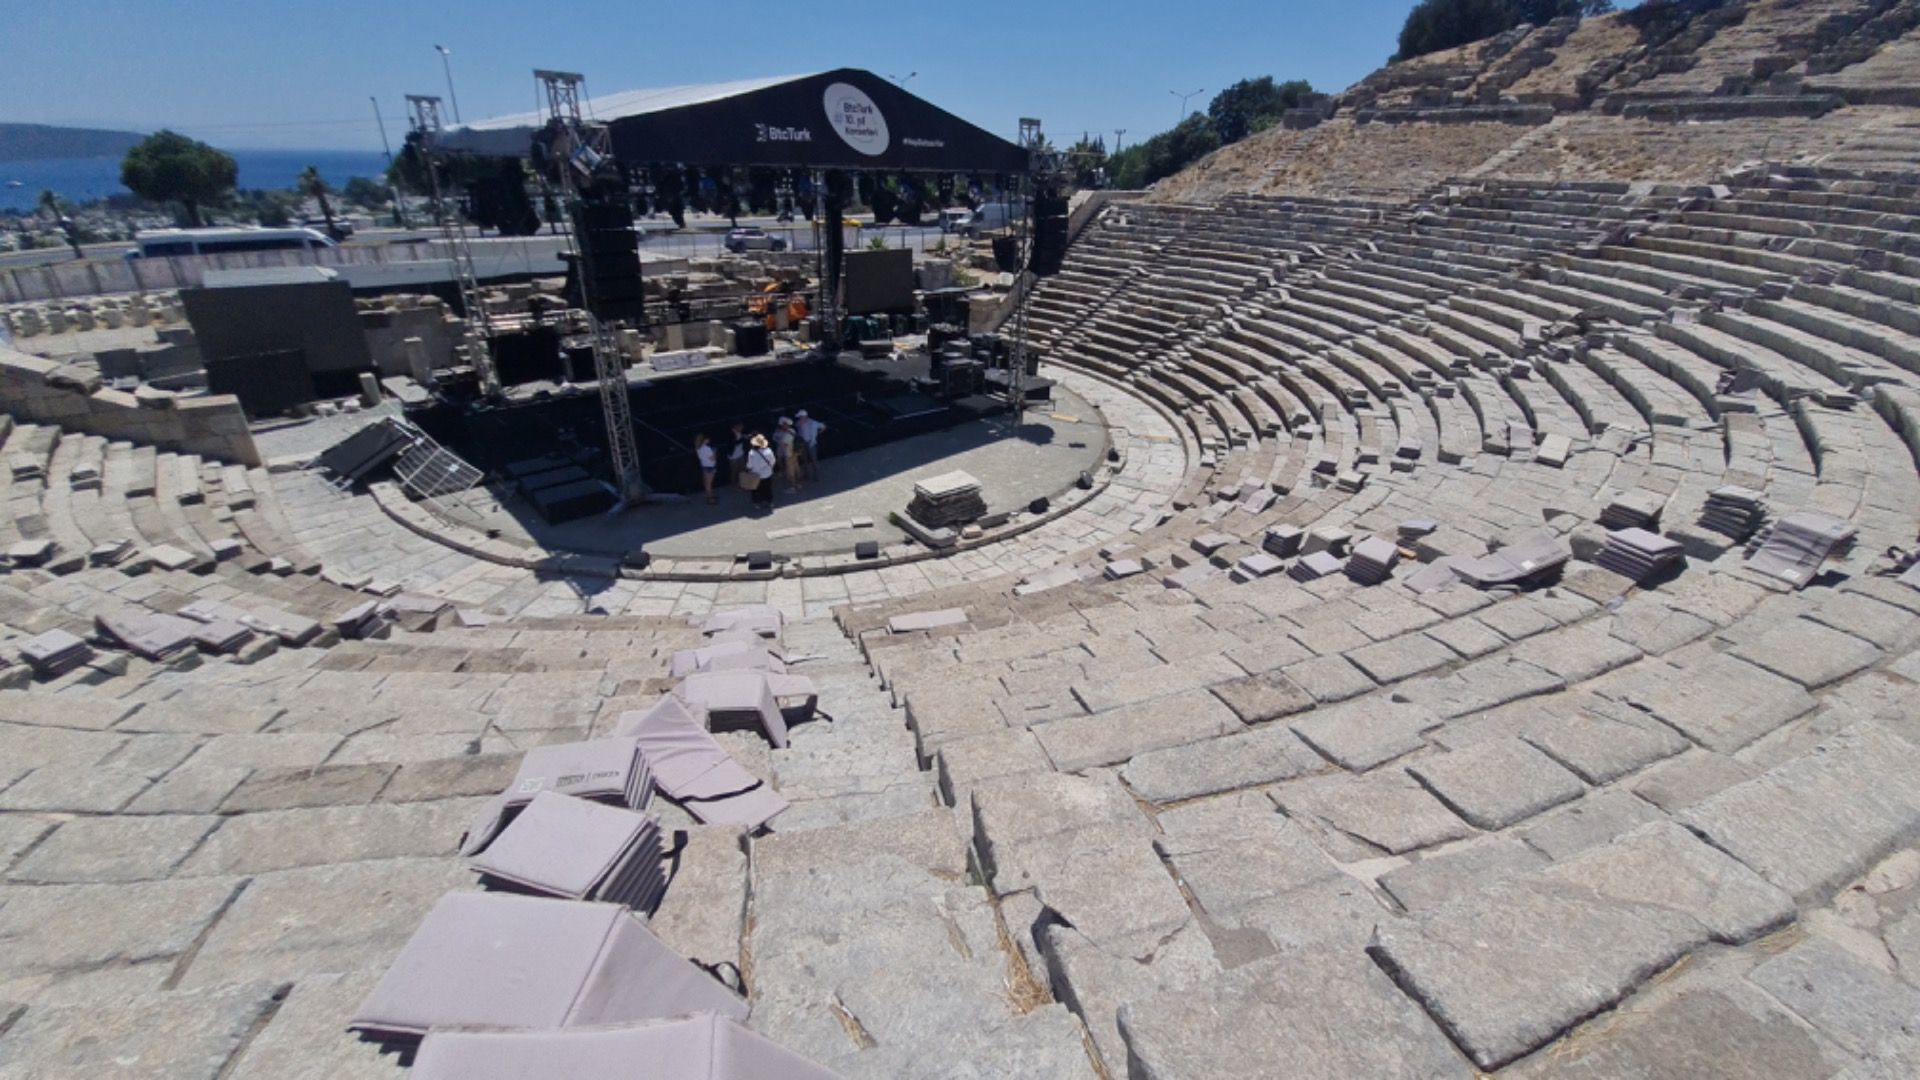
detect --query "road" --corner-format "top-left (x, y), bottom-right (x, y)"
top-left (0, 212), bottom-right (959, 271)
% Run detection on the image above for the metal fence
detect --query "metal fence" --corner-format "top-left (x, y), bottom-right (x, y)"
top-left (2, 223), bottom-right (959, 304)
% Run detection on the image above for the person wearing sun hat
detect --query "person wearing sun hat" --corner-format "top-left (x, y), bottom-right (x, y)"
top-left (742, 433), bottom-right (777, 512)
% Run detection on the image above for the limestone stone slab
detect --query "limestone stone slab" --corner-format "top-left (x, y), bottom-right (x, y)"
top-left (903, 680), bottom-right (1008, 756)
top-left (124, 764), bottom-right (252, 814)
top-left (378, 752), bottom-right (519, 803)
top-left (1348, 633), bottom-right (1460, 684)
top-left (1679, 723), bottom-right (1920, 902)
top-left (932, 722), bottom-right (1045, 789)
top-left (1422, 616), bottom-right (1506, 660)
top-left (0, 980), bottom-right (281, 1080)
top-left (1380, 836), bottom-right (1548, 913)
top-left (1548, 821), bottom-right (1794, 943)
top-left (0, 764), bottom-right (153, 813)
top-left (186, 732), bottom-right (343, 769)
top-left (760, 806), bottom-right (970, 885)
top-left (1372, 821), bottom-right (1791, 1069)
top-left (1503, 986), bottom-right (1833, 1080)
top-left (1273, 771), bottom-right (1475, 856)
top-left (175, 799), bottom-right (480, 877)
top-left (219, 763), bottom-right (398, 813)
top-left (1117, 942), bottom-right (1473, 1080)
top-left (1513, 789), bottom-right (1669, 861)
top-left (1155, 796), bottom-right (1341, 918)
top-left (1290, 697), bottom-right (1442, 772)
top-left (1604, 654), bottom-right (1815, 753)
top-left (1044, 920), bottom-right (1221, 1076)
top-left (1001, 821), bottom-right (1192, 954)
top-left (8, 814), bottom-right (217, 884)
top-left (971, 772), bottom-right (1145, 889)
top-left (1401, 657), bottom-right (1566, 720)
top-left (1748, 938), bottom-right (1920, 1060)
top-left (223, 971), bottom-right (404, 1080)
top-left (1408, 738), bottom-right (1585, 830)
top-left (1034, 688), bottom-right (1243, 774)
top-left (176, 857), bottom-right (470, 989)
top-left (0, 724), bottom-right (126, 769)
top-left (1510, 622), bottom-right (1644, 684)
top-left (1121, 724), bottom-right (1326, 803)
top-left (1727, 617), bottom-right (1881, 689)
top-left (1069, 652), bottom-right (1243, 713)
top-left (1281, 654), bottom-right (1377, 703)
top-left (0, 877), bottom-right (241, 977)
top-left (1605, 602), bottom-right (1715, 656)
top-left (0, 815), bottom-right (54, 873)
top-left (1222, 624), bottom-right (1316, 674)
top-left (1629, 750), bottom-right (1758, 813)
top-left (1519, 707), bottom-right (1689, 785)
top-left (647, 825), bottom-right (746, 972)
top-left (1208, 669), bottom-right (1315, 724)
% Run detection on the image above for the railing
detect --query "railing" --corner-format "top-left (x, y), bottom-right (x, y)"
top-left (2, 222), bottom-right (960, 303)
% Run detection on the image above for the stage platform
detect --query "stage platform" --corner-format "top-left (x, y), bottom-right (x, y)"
top-left (438, 382), bottom-right (1107, 559)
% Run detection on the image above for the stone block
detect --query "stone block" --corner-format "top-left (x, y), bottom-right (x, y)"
top-left (1273, 770), bottom-right (1475, 856)
top-left (0, 981), bottom-right (282, 1080)
top-left (1290, 697), bottom-right (1443, 772)
top-left (1035, 687), bottom-right (1243, 773)
top-left (1408, 738), bottom-right (1586, 830)
top-left (1121, 722), bottom-right (1325, 803)
top-left (1679, 722), bottom-right (1920, 903)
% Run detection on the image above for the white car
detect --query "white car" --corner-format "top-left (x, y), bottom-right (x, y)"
top-left (724, 227), bottom-right (787, 253)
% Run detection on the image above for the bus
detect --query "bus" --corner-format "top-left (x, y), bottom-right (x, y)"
top-left (126, 227), bottom-right (340, 260)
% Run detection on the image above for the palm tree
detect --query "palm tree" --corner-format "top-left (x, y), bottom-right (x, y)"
top-left (299, 165), bottom-right (342, 241)
top-left (36, 190), bottom-right (60, 219)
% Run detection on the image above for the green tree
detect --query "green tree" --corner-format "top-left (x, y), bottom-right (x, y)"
top-left (1207, 77), bottom-right (1314, 145)
top-left (1064, 133), bottom-right (1108, 188)
top-left (342, 175), bottom-right (389, 208)
top-left (36, 189), bottom-right (61, 218)
top-left (120, 130), bottom-right (237, 227)
top-left (298, 165), bottom-right (342, 240)
top-left (1394, 0), bottom-right (1612, 62)
top-left (1109, 113), bottom-right (1222, 189)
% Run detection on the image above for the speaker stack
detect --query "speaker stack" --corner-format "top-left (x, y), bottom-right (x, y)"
top-left (569, 200), bottom-right (645, 323)
top-left (1028, 193), bottom-right (1070, 278)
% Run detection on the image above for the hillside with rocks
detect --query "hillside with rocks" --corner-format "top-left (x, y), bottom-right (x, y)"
top-left (1154, 0), bottom-right (1920, 202)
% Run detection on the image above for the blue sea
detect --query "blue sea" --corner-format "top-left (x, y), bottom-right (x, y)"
top-left (0, 149), bottom-right (392, 213)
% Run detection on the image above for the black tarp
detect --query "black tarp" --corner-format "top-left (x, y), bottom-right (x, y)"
top-left (437, 69), bottom-right (1029, 174)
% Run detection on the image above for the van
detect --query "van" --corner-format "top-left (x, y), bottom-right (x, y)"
top-left (936, 207), bottom-right (971, 234)
top-left (126, 227), bottom-right (339, 260)
top-left (956, 200), bottom-right (1029, 240)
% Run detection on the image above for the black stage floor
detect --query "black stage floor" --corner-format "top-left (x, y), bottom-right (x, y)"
top-left (409, 349), bottom-right (1017, 497)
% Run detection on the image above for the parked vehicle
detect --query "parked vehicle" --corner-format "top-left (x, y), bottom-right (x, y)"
top-left (125, 227), bottom-right (339, 259)
top-left (937, 207), bottom-right (971, 233)
top-left (724, 227), bottom-right (787, 253)
top-left (955, 200), bottom-right (1028, 240)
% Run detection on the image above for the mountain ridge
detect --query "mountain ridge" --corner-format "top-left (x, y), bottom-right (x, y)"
top-left (0, 123), bottom-right (148, 164)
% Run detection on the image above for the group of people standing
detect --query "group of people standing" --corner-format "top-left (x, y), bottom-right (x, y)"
top-left (693, 411), bottom-right (825, 514)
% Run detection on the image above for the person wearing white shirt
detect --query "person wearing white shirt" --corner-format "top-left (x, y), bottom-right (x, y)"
top-left (795, 409), bottom-right (825, 480)
top-left (743, 434), bottom-right (777, 512)
top-left (694, 433), bottom-right (718, 505)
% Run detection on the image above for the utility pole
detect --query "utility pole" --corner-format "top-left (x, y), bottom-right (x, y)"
top-left (1170, 87), bottom-right (1204, 126)
top-left (434, 45), bottom-right (462, 124)
top-left (1113, 128), bottom-right (1126, 155)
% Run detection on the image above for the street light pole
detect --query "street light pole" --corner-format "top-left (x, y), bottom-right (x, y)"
top-left (1170, 87), bottom-right (1204, 125)
top-left (888, 72), bottom-right (917, 90)
top-left (1113, 128), bottom-right (1126, 155)
top-left (434, 45), bottom-right (462, 124)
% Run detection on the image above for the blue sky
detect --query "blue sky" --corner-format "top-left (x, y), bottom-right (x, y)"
top-left (3, 0), bottom-right (1423, 152)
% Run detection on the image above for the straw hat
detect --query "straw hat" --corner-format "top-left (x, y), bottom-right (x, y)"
top-left (750, 434), bottom-right (769, 449)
